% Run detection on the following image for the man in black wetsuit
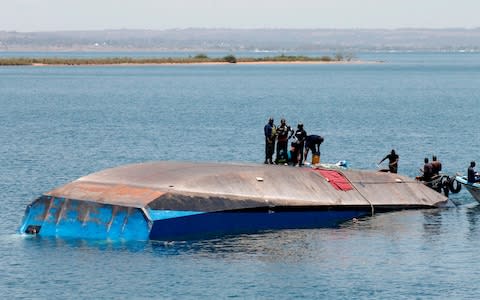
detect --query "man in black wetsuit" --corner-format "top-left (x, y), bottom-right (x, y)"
top-left (468, 161), bottom-right (480, 183)
top-left (291, 123), bottom-right (307, 166)
top-left (304, 135), bottom-right (324, 162)
top-left (378, 149), bottom-right (399, 173)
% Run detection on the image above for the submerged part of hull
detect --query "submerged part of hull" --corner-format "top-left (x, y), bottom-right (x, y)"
top-left (20, 196), bottom-right (151, 240)
top-left (19, 161), bottom-right (448, 241)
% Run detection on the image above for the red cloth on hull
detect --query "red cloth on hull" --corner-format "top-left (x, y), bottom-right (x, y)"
top-left (313, 169), bottom-right (353, 191)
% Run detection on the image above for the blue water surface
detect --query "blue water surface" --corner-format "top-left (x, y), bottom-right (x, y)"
top-left (1, 52), bottom-right (480, 299)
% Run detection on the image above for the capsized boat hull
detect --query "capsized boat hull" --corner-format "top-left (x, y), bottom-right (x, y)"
top-left (19, 161), bottom-right (448, 241)
top-left (455, 176), bottom-right (480, 202)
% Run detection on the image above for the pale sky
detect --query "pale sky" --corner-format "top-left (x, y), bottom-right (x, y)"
top-left (2, 0), bottom-right (479, 32)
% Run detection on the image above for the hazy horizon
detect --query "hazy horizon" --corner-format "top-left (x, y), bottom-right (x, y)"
top-left (2, 26), bottom-right (480, 34)
top-left (2, 0), bottom-right (479, 32)
top-left (2, 28), bottom-right (480, 52)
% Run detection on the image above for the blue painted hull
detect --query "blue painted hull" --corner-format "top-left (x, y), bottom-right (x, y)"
top-left (20, 196), bottom-right (151, 241)
top-left (20, 196), bottom-right (371, 241)
top-left (149, 209), bottom-right (369, 241)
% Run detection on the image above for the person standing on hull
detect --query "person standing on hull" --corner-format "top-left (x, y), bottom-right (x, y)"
top-left (275, 118), bottom-right (292, 164)
top-left (264, 117), bottom-right (276, 164)
top-left (431, 155), bottom-right (442, 176)
top-left (304, 134), bottom-right (324, 164)
top-left (378, 149), bottom-right (399, 173)
top-left (468, 161), bottom-right (480, 183)
top-left (292, 123), bottom-right (307, 166)
top-left (417, 157), bottom-right (434, 182)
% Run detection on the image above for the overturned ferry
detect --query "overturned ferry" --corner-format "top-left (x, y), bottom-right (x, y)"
top-left (20, 161), bottom-right (448, 241)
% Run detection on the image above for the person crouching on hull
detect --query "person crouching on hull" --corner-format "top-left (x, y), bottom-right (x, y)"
top-left (304, 135), bottom-right (324, 165)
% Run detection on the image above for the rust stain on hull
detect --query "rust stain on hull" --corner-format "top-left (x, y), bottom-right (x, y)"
top-left (44, 161), bottom-right (447, 211)
top-left (46, 182), bottom-right (165, 208)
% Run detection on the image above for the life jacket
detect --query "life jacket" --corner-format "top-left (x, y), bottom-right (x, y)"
top-left (277, 125), bottom-right (290, 141)
top-left (271, 125), bottom-right (277, 139)
top-left (294, 129), bottom-right (306, 143)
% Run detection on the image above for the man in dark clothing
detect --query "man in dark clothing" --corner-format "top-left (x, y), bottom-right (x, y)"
top-left (291, 123), bottom-right (307, 166)
top-left (468, 161), bottom-right (480, 183)
top-left (264, 117), bottom-right (276, 164)
top-left (418, 157), bottom-right (434, 181)
top-left (431, 155), bottom-right (442, 176)
top-left (304, 135), bottom-right (324, 162)
top-left (379, 149), bottom-right (399, 173)
top-left (275, 118), bottom-right (292, 164)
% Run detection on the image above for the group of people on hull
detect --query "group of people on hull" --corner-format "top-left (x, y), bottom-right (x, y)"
top-left (264, 117), bottom-right (323, 166)
top-left (378, 148), bottom-right (480, 184)
top-left (379, 149), bottom-right (448, 182)
top-left (378, 150), bottom-right (443, 181)
top-left (265, 117), bottom-right (480, 182)
top-left (416, 155), bottom-right (443, 181)
top-left (415, 155), bottom-right (480, 184)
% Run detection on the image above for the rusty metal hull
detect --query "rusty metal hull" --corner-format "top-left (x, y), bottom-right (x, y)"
top-left (19, 161), bottom-right (448, 241)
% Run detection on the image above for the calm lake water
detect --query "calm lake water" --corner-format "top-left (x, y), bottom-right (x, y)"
top-left (1, 52), bottom-right (480, 299)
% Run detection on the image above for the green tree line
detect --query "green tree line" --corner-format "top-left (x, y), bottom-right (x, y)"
top-left (0, 54), bottom-right (353, 66)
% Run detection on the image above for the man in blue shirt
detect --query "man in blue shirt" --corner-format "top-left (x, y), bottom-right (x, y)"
top-left (264, 117), bottom-right (276, 164)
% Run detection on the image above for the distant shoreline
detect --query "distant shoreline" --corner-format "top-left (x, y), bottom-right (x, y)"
top-left (0, 55), bottom-right (380, 66)
top-left (27, 61), bottom-right (377, 67)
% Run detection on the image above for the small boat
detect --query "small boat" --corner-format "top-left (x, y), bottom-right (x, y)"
top-left (417, 174), bottom-right (461, 197)
top-left (455, 176), bottom-right (480, 202)
top-left (19, 161), bottom-right (449, 241)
